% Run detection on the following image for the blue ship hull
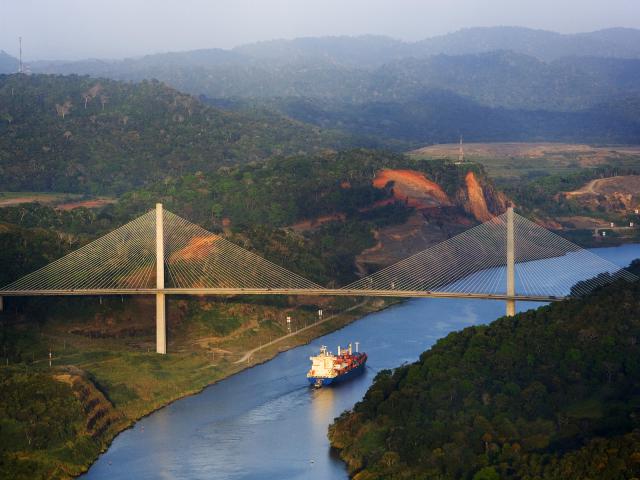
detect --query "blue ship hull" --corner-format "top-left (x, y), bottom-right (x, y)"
top-left (307, 360), bottom-right (366, 387)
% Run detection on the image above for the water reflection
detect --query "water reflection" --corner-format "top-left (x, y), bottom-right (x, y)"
top-left (311, 386), bottom-right (335, 431)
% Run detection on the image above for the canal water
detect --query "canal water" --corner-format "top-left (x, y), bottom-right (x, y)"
top-left (82, 244), bottom-right (640, 480)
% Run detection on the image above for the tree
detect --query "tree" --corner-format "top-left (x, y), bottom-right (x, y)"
top-left (473, 466), bottom-right (500, 480)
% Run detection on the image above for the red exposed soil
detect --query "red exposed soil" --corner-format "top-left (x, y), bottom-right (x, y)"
top-left (290, 213), bottom-right (347, 233)
top-left (56, 198), bottom-right (116, 210)
top-left (463, 171), bottom-right (492, 222)
top-left (372, 169), bottom-right (451, 209)
top-left (169, 236), bottom-right (221, 262)
top-left (0, 195), bottom-right (60, 207)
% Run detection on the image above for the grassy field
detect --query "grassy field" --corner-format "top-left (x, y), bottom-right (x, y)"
top-left (409, 142), bottom-right (640, 182)
top-left (0, 192), bottom-right (116, 209)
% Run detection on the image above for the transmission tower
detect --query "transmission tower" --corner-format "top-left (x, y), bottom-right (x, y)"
top-left (18, 37), bottom-right (23, 74)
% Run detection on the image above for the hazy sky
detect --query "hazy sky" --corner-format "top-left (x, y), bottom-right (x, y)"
top-left (2, 0), bottom-right (639, 60)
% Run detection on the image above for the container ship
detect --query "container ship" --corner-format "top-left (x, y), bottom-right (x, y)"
top-left (307, 343), bottom-right (367, 388)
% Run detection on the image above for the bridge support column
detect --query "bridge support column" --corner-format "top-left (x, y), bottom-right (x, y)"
top-left (506, 206), bottom-right (516, 316)
top-left (156, 203), bottom-right (166, 354)
top-left (0, 296), bottom-right (3, 312)
top-left (156, 293), bottom-right (166, 354)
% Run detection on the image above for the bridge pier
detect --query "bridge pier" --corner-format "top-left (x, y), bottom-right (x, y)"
top-left (156, 203), bottom-right (166, 354)
top-left (0, 295), bottom-right (3, 312)
top-left (156, 293), bottom-right (166, 354)
top-left (506, 206), bottom-right (516, 316)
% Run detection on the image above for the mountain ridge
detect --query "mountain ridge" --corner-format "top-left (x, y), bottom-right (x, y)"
top-left (0, 74), bottom-right (352, 193)
top-left (22, 26), bottom-right (640, 75)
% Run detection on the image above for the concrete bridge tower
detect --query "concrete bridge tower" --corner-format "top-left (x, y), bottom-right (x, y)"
top-left (156, 203), bottom-right (166, 354)
top-left (506, 206), bottom-right (516, 316)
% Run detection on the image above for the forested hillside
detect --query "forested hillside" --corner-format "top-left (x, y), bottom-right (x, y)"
top-left (0, 74), bottom-right (350, 193)
top-left (252, 91), bottom-right (640, 146)
top-left (33, 49), bottom-right (640, 110)
top-left (22, 28), bottom-right (640, 147)
top-left (0, 149), bottom-right (503, 287)
top-left (329, 262), bottom-right (640, 480)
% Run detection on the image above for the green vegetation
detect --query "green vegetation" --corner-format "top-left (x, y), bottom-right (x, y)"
top-left (0, 369), bottom-right (100, 479)
top-left (0, 292), bottom-right (380, 479)
top-left (3, 52), bottom-right (638, 478)
top-left (28, 31), bottom-right (640, 146)
top-left (0, 74), bottom-right (350, 194)
top-left (35, 33), bottom-right (640, 109)
top-left (0, 149), bottom-right (492, 286)
top-left (259, 90), bottom-right (640, 147)
top-left (329, 261), bottom-right (640, 480)
top-left (0, 222), bottom-right (70, 287)
top-left (116, 148), bottom-right (486, 227)
top-left (0, 135), bottom-right (499, 479)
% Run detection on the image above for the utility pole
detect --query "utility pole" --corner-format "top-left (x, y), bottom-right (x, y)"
top-left (506, 206), bottom-right (516, 316)
top-left (156, 203), bottom-right (166, 354)
top-left (458, 135), bottom-right (464, 163)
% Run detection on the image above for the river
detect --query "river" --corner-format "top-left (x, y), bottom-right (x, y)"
top-left (82, 244), bottom-right (640, 480)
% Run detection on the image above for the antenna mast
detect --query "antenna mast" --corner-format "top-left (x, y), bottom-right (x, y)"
top-left (18, 37), bottom-right (23, 74)
top-left (458, 135), bottom-right (464, 163)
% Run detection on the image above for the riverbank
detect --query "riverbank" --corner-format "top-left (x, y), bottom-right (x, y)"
top-left (0, 296), bottom-right (395, 479)
top-left (328, 262), bottom-right (640, 479)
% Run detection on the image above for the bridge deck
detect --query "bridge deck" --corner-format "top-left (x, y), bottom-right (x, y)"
top-left (0, 288), bottom-right (563, 302)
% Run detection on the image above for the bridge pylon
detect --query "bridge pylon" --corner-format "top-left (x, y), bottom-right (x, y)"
top-left (156, 203), bottom-right (166, 354)
top-left (506, 206), bottom-right (516, 316)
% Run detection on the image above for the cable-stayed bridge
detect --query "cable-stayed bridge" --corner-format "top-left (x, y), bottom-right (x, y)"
top-left (0, 204), bottom-right (635, 353)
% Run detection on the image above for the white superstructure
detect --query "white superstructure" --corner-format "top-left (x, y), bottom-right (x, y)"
top-left (307, 345), bottom-right (338, 379)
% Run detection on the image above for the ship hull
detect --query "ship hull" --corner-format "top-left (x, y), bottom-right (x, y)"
top-left (307, 359), bottom-right (366, 387)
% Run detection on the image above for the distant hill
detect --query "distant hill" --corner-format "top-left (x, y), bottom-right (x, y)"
top-left (25, 30), bottom-right (640, 113)
top-left (0, 50), bottom-right (18, 74)
top-left (370, 52), bottom-right (640, 110)
top-left (233, 27), bottom-right (640, 64)
top-left (14, 27), bottom-right (640, 149)
top-left (247, 90), bottom-right (640, 146)
top-left (28, 27), bottom-right (640, 74)
top-left (233, 35), bottom-right (407, 68)
top-left (411, 26), bottom-right (640, 62)
top-left (0, 74), bottom-right (351, 193)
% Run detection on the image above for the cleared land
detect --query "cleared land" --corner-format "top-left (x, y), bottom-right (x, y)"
top-left (0, 192), bottom-right (116, 209)
top-left (564, 175), bottom-right (640, 198)
top-left (409, 142), bottom-right (640, 180)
